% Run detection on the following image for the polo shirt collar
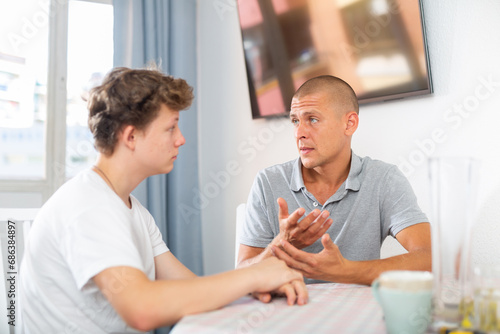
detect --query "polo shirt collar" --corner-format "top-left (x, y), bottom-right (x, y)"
top-left (290, 158), bottom-right (305, 192)
top-left (290, 151), bottom-right (362, 192)
top-left (345, 152), bottom-right (362, 191)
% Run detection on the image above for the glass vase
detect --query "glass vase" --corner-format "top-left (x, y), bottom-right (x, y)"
top-left (428, 157), bottom-right (480, 331)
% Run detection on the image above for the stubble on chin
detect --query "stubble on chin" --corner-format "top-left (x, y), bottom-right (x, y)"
top-left (300, 156), bottom-right (315, 170)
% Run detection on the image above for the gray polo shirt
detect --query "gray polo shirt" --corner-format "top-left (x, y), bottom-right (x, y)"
top-left (240, 152), bottom-right (428, 262)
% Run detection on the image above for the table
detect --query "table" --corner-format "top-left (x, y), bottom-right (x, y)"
top-left (170, 283), bottom-right (387, 333)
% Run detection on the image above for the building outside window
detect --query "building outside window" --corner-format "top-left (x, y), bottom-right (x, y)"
top-left (0, 0), bottom-right (113, 206)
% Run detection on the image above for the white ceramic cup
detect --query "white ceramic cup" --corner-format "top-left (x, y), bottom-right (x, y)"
top-left (372, 270), bottom-right (433, 334)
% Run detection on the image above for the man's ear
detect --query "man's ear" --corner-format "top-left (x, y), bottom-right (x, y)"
top-left (345, 112), bottom-right (359, 135)
top-left (119, 125), bottom-right (138, 150)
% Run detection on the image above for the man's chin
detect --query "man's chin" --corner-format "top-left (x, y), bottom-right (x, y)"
top-left (300, 157), bottom-right (316, 169)
top-left (165, 165), bottom-right (174, 174)
top-left (159, 164), bottom-right (174, 175)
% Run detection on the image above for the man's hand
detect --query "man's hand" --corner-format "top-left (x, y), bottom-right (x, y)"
top-left (237, 198), bottom-right (332, 268)
top-left (249, 257), bottom-right (308, 305)
top-left (272, 234), bottom-right (348, 282)
top-left (275, 197), bottom-right (333, 249)
top-left (273, 223), bottom-right (433, 285)
top-left (251, 280), bottom-right (308, 306)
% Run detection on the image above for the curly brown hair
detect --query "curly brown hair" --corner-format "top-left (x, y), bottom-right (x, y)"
top-left (87, 66), bottom-right (194, 155)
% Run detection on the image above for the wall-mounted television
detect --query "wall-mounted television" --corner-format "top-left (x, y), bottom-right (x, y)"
top-left (236, 0), bottom-right (433, 119)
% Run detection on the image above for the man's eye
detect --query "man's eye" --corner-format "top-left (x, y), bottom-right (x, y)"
top-left (310, 118), bottom-right (318, 124)
top-left (291, 119), bottom-right (299, 125)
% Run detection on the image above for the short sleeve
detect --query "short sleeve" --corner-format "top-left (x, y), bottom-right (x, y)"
top-left (139, 201), bottom-right (169, 257)
top-left (239, 173), bottom-right (275, 248)
top-left (61, 206), bottom-right (147, 290)
top-left (380, 166), bottom-right (429, 237)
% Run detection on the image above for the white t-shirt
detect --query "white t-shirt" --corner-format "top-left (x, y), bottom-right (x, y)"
top-left (19, 169), bottom-right (169, 334)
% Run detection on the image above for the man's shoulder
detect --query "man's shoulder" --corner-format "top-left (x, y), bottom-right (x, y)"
top-left (257, 158), bottom-right (298, 178)
top-left (51, 169), bottom-right (106, 201)
top-left (358, 154), bottom-right (398, 176)
top-left (250, 158), bottom-right (299, 193)
top-left (47, 170), bottom-right (92, 203)
top-left (355, 154), bottom-right (412, 192)
top-left (45, 169), bottom-right (126, 219)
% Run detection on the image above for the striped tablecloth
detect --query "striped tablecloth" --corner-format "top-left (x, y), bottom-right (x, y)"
top-left (171, 283), bottom-right (387, 334)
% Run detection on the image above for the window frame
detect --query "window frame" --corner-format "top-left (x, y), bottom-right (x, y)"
top-left (0, 0), bottom-right (111, 203)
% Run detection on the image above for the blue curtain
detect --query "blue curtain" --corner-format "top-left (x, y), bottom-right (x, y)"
top-left (113, 1), bottom-right (203, 332)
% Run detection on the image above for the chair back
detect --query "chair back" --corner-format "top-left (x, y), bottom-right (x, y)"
top-left (234, 203), bottom-right (246, 268)
top-left (0, 208), bottom-right (38, 334)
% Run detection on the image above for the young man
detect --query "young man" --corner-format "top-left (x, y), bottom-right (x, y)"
top-left (237, 75), bottom-right (431, 286)
top-left (19, 67), bottom-right (307, 333)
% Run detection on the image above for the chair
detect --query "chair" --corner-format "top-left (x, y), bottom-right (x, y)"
top-left (380, 236), bottom-right (408, 259)
top-left (0, 208), bottom-right (38, 333)
top-left (234, 203), bottom-right (246, 268)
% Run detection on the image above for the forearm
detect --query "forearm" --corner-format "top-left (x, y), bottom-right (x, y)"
top-left (331, 248), bottom-right (432, 286)
top-left (155, 251), bottom-right (197, 280)
top-left (237, 237), bottom-right (282, 268)
top-left (129, 267), bottom-right (262, 330)
top-left (238, 247), bottom-right (272, 268)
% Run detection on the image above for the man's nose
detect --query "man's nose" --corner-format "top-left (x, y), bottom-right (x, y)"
top-left (295, 122), bottom-right (307, 139)
top-left (176, 131), bottom-right (186, 147)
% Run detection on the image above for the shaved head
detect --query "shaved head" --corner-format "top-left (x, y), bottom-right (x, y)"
top-left (293, 75), bottom-right (359, 115)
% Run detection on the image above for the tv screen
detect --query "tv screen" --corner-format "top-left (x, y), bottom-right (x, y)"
top-left (236, 0), bottom-right (433, 119)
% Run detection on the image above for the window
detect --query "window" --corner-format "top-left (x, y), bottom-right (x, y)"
top-left (0, 0), bottom-right (49, 180)
top-left (0, 0), bottom-right (113, 204)
top-left (66, 0), bottom-right (113, 178)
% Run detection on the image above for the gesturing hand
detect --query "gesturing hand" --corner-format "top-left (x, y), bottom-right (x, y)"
top-left (272, 234), bottom-right (347, 282)
top-left (275, 197), bottom-right (333, 250)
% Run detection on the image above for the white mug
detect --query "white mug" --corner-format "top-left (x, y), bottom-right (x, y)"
top-left (372, 270), bottom-right (433, 334)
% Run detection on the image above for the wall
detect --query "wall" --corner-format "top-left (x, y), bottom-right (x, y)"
top-left (198, 0), bottom-right (500, 275)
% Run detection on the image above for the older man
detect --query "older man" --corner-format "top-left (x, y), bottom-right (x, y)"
top-left (237, 75), bottom-right (431, 286)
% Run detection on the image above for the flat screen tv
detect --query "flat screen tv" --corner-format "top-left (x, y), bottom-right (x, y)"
top-left (236, 0), bottom-right (433, 119)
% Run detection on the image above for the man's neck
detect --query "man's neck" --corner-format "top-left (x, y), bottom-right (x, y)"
top-left (301, 153), bottom-right (352, 204)
top-left (94, 154), bottom-right (146, 208)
